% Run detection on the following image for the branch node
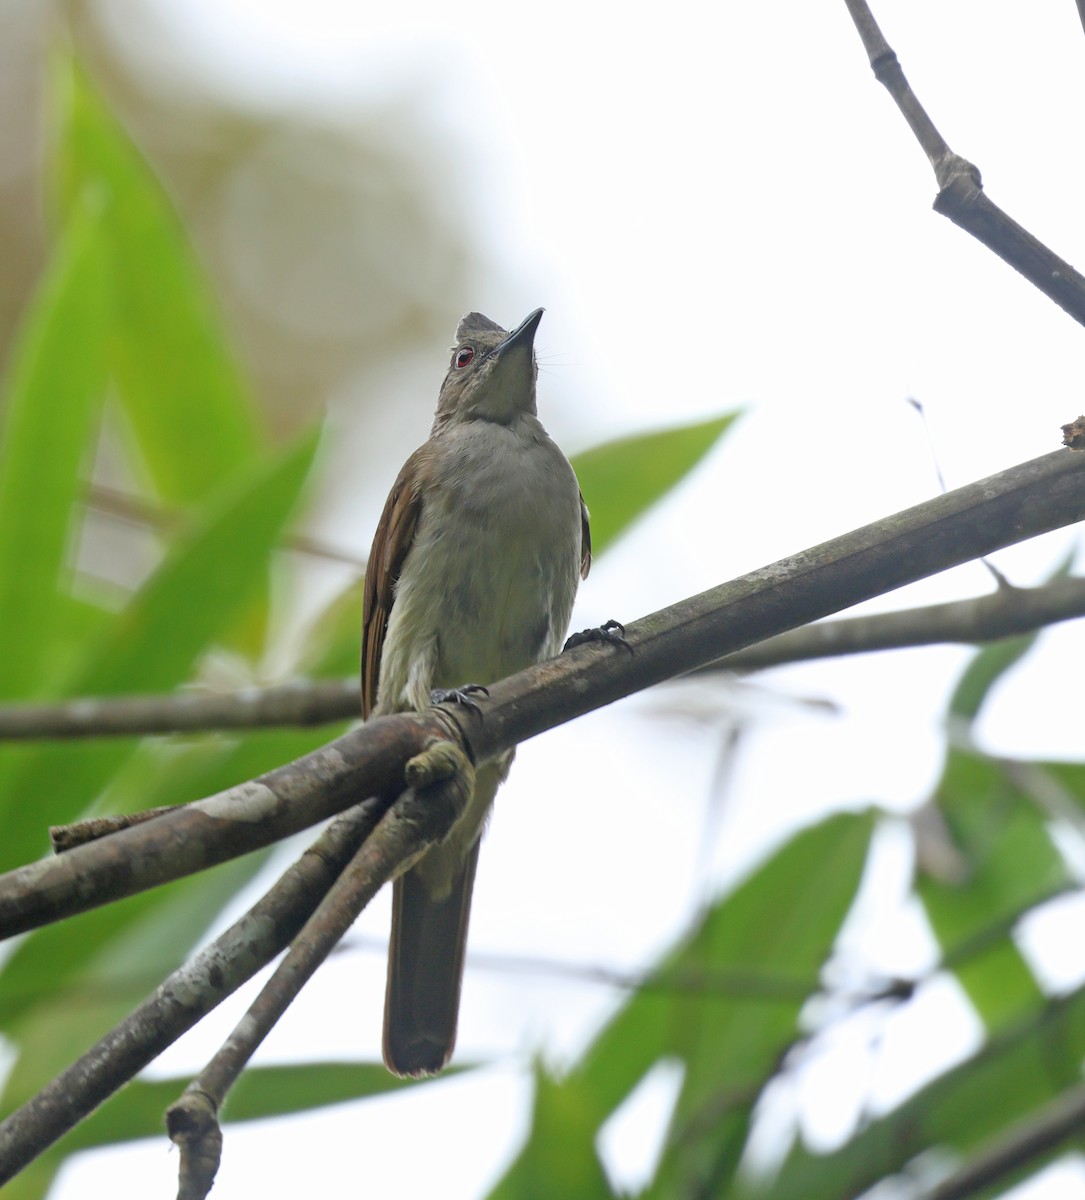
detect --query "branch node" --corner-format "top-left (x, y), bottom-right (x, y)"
top-left (868, 47), bottom-right (899, 83)
top-left (50, 805), bottom-right (178, 852)
top-left (166, 1089), bottom-right (222, 1200)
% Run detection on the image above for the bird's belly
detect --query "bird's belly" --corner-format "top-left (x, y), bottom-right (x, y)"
top-left (377, 448), bottom-right (580, 713)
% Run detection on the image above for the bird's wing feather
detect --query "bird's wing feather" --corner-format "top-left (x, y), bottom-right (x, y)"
top-left (579, 491), bottom-right (592, 580)
top-left (361, 447), bottom-right (429, 718)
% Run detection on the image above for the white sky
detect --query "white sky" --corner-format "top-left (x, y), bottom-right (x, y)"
top-left (51, 2), bottom-right (1085, 1198)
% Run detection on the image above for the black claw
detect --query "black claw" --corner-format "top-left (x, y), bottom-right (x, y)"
top-left (563, 619), bottom-right (634, 655)
top-left (429, 684), bottom-right (490, 717)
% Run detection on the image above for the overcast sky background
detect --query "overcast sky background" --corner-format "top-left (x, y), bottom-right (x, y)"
top-left (47, 2), bottom-right (1085, 1197)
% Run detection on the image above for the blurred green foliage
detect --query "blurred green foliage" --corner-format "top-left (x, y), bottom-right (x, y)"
top-left (0, 58), bottom-right (738, 1195)
top-left (2, 47), bottom-right (1084, 1200)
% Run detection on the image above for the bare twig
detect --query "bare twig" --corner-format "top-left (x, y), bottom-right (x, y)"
top-left (166, 740), bottom-right (473, 1199)
top-left (1, 446), bottom-right (1084, 941)
top-left (844, 0), bottom-right (1085, 327)
top-left (50, 805), bottom-right (181, 851)
top-left (0, 799), bottom-right (384, 1185)
top-left (0, 678), bottom-right (359, 741)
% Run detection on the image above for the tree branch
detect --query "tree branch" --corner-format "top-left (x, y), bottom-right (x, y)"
top-left (0, 710), bottom-right (456, 939)
top-left (0, 446), bottom-right (1082, 942)
top-left (461, 446), bottom-right (1085, 771)
top-left (3, 576), bottom-right (1084, 742)
top-left (2, 447), bottom-right (1084, 937)
top-left (844, 0), bottom-right (1085, 327)
top-left (0, 679), bottom-right (360, 741)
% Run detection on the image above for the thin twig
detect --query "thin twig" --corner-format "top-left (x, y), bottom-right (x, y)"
top-left (0, 678), bottom-right (359, 741)
top-left (86, 482), bottom-right (365, 568)
top-left (844, 0), bottom-right (1085, 327)
top-left (50, 805), bottom-right (181, 851)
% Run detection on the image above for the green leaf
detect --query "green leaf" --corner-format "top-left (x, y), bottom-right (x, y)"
top-left (296, 576), bottom-right (365, 680)
top-left (486, 812), bottom-right (875, 1200)
top-left (75, 429), bottom-right (319, 695)
top-left (571, 412), bottom-right (739, 556)
top-left (0, 189), bottom-right (109, 701)
top-left (581, 813), bottom-right (873, 1112)
top-left (645, 811), bottom-right (875, 1198)
top-left (0, 428), bottom-right (321, 871)
top-left (757, 983), bottom-right (1085, 1200)
top-left (918, 749), bottom-right (1067, 1030)
top-left (1043, 760), bottom-right (1085, 818)
top-left (42, 1061), bottom-right (434, 1158)
top-left (0, 852), bottom-right (271, 1110)
top-left (52, 55), bottom-right (264, 503)
top-left (948, 554), bottom-right (1074, 724)
top-left (488, 1064), bottom-right (617, 1200)
top-left (948, 633), bottom-right (1036, 724)
top-left (0, 1153), bottom-right (62, 1200)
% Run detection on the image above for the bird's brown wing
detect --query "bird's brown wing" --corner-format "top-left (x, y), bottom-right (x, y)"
top-left (579, 491), bottom-right (592, 580)
top-left (361, 447), bottom-right (429, 718)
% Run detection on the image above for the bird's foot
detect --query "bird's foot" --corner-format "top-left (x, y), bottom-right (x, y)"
top-left (563, 619), bottom-right (634, 655)
top-left (429, 683), bottom-right (490, 717)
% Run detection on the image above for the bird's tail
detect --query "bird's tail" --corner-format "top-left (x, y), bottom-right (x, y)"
top-left (382, 841), bottom-right (481, 1077)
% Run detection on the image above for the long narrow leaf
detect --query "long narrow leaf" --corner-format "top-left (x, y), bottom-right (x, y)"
top-left (0, 428), bottom-right (320, 870)
top-left (918, 749), bottom-right (1066, 1031)
top-left (0, 191), bottom-right (108, 701)
top-left (486, 812), bottom-right (875, 1199)
top-left (52, 56), bottom-right (264, 503)
top-left (755, 985), bottom-right (1085, 1200)
top-left (571, 412), bottom-right (738, 556)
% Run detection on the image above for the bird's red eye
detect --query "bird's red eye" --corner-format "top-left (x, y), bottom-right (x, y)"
top-left (454, 346), bottom-right (474, 369)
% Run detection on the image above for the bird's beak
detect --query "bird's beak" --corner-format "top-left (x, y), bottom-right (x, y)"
top-left (496, 308), bottom-right (544, 360)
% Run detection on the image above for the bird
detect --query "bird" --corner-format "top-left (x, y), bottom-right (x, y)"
top-left (362, 307), bottom-right (591, 1076)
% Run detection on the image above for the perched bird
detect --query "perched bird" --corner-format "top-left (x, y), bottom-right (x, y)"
top-left (362, 308), bottom-right (591, 1076)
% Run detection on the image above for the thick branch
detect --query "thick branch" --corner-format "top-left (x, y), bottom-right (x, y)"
top-left (461, 447), bottom-right (1085, 769)
top-left (844, 0), bottom-right (1085, 327)
top-left (0, 447), bottom-right (1082, 941)
top-left (0, 711), bottom-right (456, 939)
